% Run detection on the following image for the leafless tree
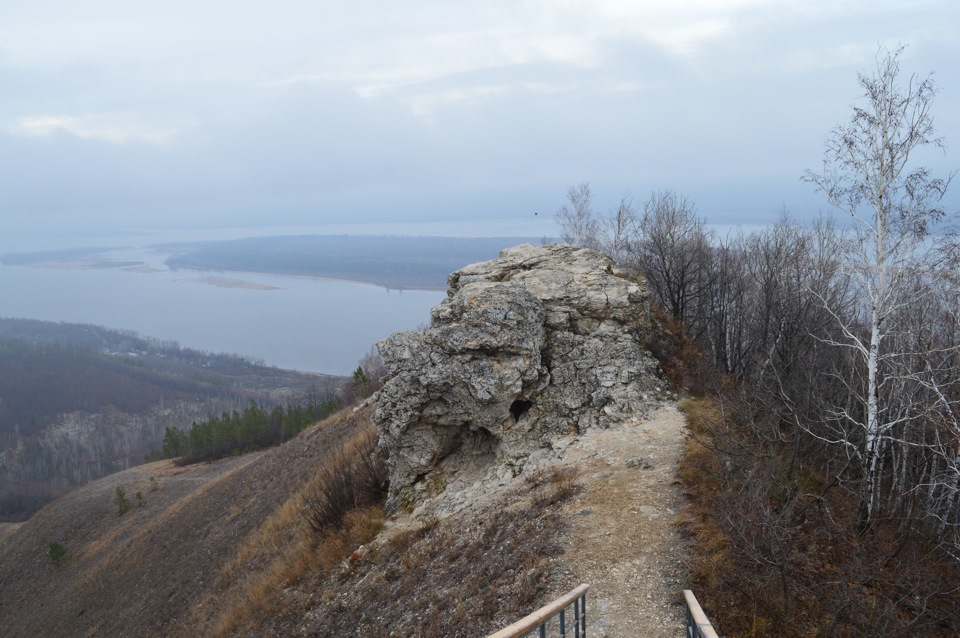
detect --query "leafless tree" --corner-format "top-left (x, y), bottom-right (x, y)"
top-left (630, 190), bottom-right (713, 327)
top-left (359, 346), bottom-right (388, 391)
top-left (803, 45), bottom-right (957, 527)
top-left (554, 182), bottom-right (602, 249)
top-left (601, 194), bottom-right (637, 263)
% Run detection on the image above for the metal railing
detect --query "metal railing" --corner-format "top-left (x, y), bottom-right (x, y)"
top-left (683, 589), bottom-right (720, 638)
top-left (487, 584), bottom-right (589, 638)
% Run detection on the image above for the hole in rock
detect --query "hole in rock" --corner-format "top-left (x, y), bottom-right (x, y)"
top-left (509, 399), bottom-right (534, 422)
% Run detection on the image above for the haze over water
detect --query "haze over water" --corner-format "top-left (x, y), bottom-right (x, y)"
top-left (0, 224), bottom-right (505, 375)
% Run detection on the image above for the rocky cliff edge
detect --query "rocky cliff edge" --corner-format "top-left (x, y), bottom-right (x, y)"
top-left (374, 243), bottom-right (667, 511)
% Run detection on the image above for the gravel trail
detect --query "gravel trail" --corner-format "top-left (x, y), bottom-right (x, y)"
top-left (556, 403), bottom-right (689, 637)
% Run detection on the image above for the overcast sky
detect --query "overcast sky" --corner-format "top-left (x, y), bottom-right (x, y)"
top-left (2, 0), bottom-right (958, 239)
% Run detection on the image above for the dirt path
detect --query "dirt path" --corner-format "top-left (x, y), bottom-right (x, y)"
top-left (557, 403), bottom-right (688, 637)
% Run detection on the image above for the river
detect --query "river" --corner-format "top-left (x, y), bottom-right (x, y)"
top-left (0, 231), bottom-right (451, 375)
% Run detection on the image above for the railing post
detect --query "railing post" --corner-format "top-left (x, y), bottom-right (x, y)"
top-left (683, 590), bottom-right (720, 638)
top-left (581, 592), bottom-right (587, 636)
top-left (486, 584), bottom-right (590, 638)
top-left (580, 594), bottom-right (587, 638)
top-left (574, 596), bottom-right (581, 638)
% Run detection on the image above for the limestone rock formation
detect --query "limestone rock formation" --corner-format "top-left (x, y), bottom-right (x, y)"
top-left (374, 243), bottom-right (664, 506)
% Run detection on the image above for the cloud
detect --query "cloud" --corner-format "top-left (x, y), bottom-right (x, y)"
top-left (0, 0), bottom-right (957, 236)
top-left (377, 61), bottom-right (634, 115)
top-left (8, 115), bottom-right (179, 144)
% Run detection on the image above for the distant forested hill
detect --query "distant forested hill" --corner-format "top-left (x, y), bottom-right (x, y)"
top-left (0, 318), bottom-right (340, 521)
top-left (0, 338), bottom-right (219, 427)
top-left (0, 318), bottom-right (335, 393)
top-left (160, 235), bottom-right (541, 289)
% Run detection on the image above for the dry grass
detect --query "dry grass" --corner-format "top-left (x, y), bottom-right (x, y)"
top-left (296, 502), bottom-right (569, 637)
top-left (211, 505), bottom-right (386, 637)
top-left (315, 506), bottom-right (385, 570)
top-left (302, 426), bottom-right (387, 534)
top-left (677, 397), bottom-right (727, 491)
top-left (230, 452), bottom-right (585, 636)
top-left (210, 535), bottom-right (314, 636)
top-left (0, 401), bottom-right (383, 638)
top-left (525, 465), bottom-right (581, 507)
top-left (203, 419), bottom-right (389, 637)
top-left (226, 488), bottom-right (307, 574)
top-left (676, 398), bottom-right (736, 600)
top-left (386, 516), bottom-right (439, 556)
top-left (78, 518), bottom-right (129, 560)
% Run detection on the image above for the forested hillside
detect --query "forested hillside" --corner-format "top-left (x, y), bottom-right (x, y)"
top-left (0, 319), bottom-right (341, 521)
top-left (0, 339), bottom-right (226, 425)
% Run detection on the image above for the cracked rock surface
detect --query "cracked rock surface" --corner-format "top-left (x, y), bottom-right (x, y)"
top-left (374, 243), bottom-right (665, 506)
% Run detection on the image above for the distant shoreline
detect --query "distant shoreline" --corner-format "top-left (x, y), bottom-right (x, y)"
top-left (2, 234), bottom-right (538, 292)
top-left (168, 263), bottom-right (448, 291)
top-left (159, 234), bottom-right (539, 291)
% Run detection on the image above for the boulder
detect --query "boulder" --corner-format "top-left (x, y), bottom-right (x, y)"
top-left (374, 243), bottom-right (663, 506)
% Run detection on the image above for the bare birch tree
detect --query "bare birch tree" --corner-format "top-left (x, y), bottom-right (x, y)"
top-left (803, 45), bottom-right (956, 527)
top-left (602, 194), bottom-right (637, 263)
top-left (554, 182), bottom-right (601, 249)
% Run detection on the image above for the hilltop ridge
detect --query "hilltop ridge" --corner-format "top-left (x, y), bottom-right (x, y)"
top-left (0, 244), bottom-right (690, 637)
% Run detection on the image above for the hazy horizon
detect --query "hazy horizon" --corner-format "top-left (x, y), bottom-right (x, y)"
top-left (0, 220), bottom-right (556, 253)
top-left (2, 2), bottom-right (958, 241)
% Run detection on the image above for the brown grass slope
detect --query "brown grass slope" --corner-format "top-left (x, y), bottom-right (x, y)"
top-left (214, 406), bottom-right (688, 637)
top-left (1, 402), bottom-right (690, 637)
top-left (229, 471), bottom-right (573, 637)
top-left (0, 408), bottom-right (367, 638)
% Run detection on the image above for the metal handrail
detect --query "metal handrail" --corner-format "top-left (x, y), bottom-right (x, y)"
top-left (487, 584), bottom-right (590, 638)
top-left (683, 589), bottom-right (720, 638)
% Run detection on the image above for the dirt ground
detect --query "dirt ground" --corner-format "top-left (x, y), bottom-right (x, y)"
top-left (554, 403), bottom-right (689, 637)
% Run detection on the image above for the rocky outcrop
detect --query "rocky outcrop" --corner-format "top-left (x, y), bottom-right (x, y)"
top-left (373, 243), bottom-right (664, 507)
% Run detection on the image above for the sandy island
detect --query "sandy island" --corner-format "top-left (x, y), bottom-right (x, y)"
top-left (30, 259), bottom-right (145, 270)
top-left (121, 265), bottom-right (165, 273)
top-left (190, 276), bottom-right (280, 290)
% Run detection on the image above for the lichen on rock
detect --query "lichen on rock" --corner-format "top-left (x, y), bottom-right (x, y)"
top-left (374, 243), bottom-right (663, 508)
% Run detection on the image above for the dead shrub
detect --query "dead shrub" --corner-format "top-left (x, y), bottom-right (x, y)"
top-left (678, 388), bottom-right (960, 636)
top-left (526, 466), bottom-right (581, 507)
top-left (303, 428), bottom-right (388, 534)
top-left (645, 306), bottom-right (727, 396)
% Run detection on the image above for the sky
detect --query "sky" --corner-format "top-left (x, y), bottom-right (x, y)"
top-left (1, 0), bottom-right (959, 240)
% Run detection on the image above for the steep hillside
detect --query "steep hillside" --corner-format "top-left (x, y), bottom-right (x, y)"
top-left (0, 318), bottom-right (340, 520)
top-left (0, 404), bottom-right (690, 638)
top-left (0, 408), bottom-right (368, 637)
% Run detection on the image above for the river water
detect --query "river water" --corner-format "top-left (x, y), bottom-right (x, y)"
top-left (0, 229), bottom-right (453, 375)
